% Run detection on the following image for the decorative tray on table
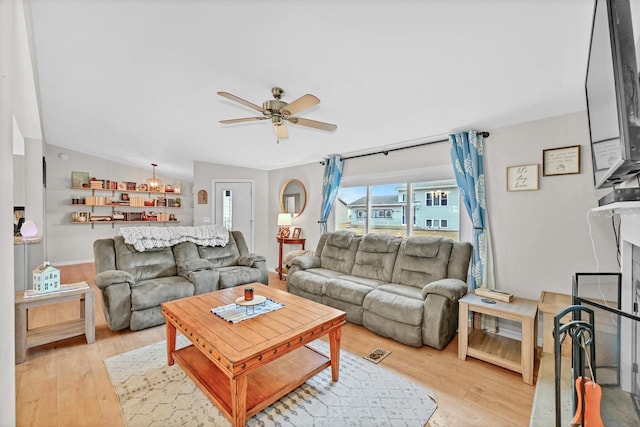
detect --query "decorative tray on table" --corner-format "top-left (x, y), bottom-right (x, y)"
top-left (234, 295), bottom-right (267, 306)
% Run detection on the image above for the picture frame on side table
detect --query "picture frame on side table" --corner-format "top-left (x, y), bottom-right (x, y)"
top-left (506, 164), bottom-right (539, 191)
top-left (542, 145), bottom-right (581, 176)
top-left (292, 227), bottom-right (301, 239)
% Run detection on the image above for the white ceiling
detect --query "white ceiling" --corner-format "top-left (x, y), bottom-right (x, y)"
top-left (29, 0), bottom-right (595, 181)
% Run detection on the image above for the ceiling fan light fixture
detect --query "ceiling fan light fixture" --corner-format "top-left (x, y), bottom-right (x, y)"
top-left (218, 87), bottom-right (336, 141)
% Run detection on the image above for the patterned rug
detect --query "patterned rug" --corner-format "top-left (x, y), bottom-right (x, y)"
top-left (104, 336), bottom-right (437, 426)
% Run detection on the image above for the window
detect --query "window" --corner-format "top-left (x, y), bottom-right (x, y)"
top-left (425, 218), bottom-right (448, 229)
top-left (426, 191), bottom-right (448, 206)
top-left (337, 179), bottom-right (460, 240)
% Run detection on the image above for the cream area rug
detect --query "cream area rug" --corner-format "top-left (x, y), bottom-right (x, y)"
top-left (104, 335), bottom-right (437, 426)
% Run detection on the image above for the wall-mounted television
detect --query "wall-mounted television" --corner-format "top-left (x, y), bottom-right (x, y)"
top-left (586, 0), bottom-right (640, 188)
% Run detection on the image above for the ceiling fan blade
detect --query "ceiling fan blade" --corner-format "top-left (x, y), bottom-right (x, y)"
top-left (280, 94), bottom-right (320, 116)
top-left (217, 91), bottom-right (266, 114)
top-left (274, 122), bottom-right (289, 139)
top-left (288, 117), bottom-right (337, 132)
top-left (219, 117), bottom-right (267, 124)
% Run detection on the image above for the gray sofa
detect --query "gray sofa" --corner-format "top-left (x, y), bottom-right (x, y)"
top-left (287, 230), bottom-right (472, 349)
top-left (93, 230), bottom-right (268, 331)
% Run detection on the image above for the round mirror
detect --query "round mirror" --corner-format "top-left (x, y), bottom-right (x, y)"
top-left (279, 178), bottom-right (307, 218)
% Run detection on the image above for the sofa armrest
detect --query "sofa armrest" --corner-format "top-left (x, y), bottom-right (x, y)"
top-left (93, 270), bottom-right (134, 331)
top-left (177, 259), bottom-right (214, 277)
top-left (237, 253), bottom-right (267, 267)
top-left (94, 270), bottom-right (135, 290)
top-left (422, 278), bottom-right (468, 301)
top-left (290, 255), bottom-right (321, 270)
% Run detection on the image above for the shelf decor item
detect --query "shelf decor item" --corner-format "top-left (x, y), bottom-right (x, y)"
top-left (71, 171), bottom-right (90, 188)
top-left (542, 144), bottom-right (581, 176)
top-left (32, 262), bottom-right (60, 293)
top-left (147, 163), bottom-right (162, 192)
top-left (506, 164), bottom-right (539, 191)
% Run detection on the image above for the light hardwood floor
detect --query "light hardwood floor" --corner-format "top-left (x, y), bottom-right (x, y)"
top-left (15, 263), bottom-right (536, 426)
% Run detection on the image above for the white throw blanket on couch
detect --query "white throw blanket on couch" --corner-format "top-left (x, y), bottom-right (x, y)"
top-left (120, 225), bottom-right (229, 252)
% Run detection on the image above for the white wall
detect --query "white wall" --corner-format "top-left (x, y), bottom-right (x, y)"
top-left (45, 144), bottom-right (193, 264)
top-left (267, 163), bottom-right (326, 268)
top-left (486, 112), bottom-right (617, 299)
top-left (193, 161), bottom-right (269, 258)
top-left (1, 0), bottom-right (17, 424)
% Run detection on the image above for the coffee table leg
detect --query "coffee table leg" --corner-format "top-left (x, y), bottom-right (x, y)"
top-left (329, 327), bottom-right (342, 382)
top-left (231, 375), bottom-right (248, 427)
top-left (166, 320), bottom-right (176, 366)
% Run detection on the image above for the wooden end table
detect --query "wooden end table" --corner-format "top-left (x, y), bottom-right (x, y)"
top-left (277, 237), bottom-right (306, 280)
top-left (15, 283), bottom-right (95, 364)
top-left (162, 283), bottom-right (346, 427)
top-left (458, 292), bottom-right (538, 385)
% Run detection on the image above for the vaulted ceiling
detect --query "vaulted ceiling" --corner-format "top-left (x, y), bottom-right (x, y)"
top-left (29, 0), bottom-right (595, 180)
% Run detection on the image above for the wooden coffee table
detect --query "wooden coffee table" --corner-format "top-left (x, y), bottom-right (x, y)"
top-left (161, 283), bottom-right (346, 427)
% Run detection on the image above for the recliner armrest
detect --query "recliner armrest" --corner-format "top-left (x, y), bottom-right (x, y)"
top-left (237, 253), bottom-right (266, 267)
top-left (94, 270), bottom-right (135, 290)
top-left (290, 255), bottom-right (321, 270)
top-left (422, 278), bottom-right (468, 301)
top-left (177, 259), bottom-right (214, 277)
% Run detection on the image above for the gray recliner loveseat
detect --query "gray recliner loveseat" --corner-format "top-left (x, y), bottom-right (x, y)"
top-left (93, 230), bottom-right (268, 331)
top-left (287, 230), bottom-right (472, 349)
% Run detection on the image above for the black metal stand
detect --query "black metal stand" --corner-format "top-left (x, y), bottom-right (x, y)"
top-left (553, 305), bottom-right (596, 427)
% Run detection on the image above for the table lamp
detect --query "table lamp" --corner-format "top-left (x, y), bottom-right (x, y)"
top-left (277, 213), bottom-right (292, 238)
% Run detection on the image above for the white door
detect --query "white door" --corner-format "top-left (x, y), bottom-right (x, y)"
top-left (213, 181), bottom-right (254, 250)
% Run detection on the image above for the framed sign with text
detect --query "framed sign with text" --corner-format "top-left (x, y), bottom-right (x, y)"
top-left (506, 164), bottom-right (539, 191)
top-left (542, 145), bottom-right (581, 176)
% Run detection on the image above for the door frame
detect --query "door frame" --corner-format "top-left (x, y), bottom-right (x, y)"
top-left (212, 179), bottom-right (255, 252)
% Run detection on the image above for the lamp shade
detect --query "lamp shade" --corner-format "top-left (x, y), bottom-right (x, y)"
top-left (20, 220), bottom-right (38, 238)
top-left (277, 213), bottom-right (293, 226)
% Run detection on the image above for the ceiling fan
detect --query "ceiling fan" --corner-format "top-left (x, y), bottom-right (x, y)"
top-left (217, 87), bottom-right (337, 140)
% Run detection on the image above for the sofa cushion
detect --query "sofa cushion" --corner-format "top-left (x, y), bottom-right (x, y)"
top-left (130, 276), bottom-right (194, 310)
top-left (218, 266), bottom-right (263, 289)
top-left (288, 268), bottom-right (342, 296)
top-left (391, 237), bottom-right (453, 288)
top-left (363, 286), bottom-right (424, 326)
top-left (320, 231), bottom-right (361, 275)
top-left (351, 234), bottom-right (402, 282)
top-left (324, 277), bottom-right (379, 306)
top-left (198, 233), bottom-right (240, 267)
top-left (177, 259), bottom-right (213, 277)
top-left (114, 236), bottom-right (178, 282)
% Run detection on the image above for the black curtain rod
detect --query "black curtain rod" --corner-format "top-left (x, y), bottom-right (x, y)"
top-left (319, 131), bottom-right (490, 165)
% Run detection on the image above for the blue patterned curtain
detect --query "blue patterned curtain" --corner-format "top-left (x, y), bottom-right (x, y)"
top-left (319, 155), bottom-right (344, 233)
top-left (449, 130), bottom-right (495, 291)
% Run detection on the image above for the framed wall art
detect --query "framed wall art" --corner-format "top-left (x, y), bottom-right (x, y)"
top-left (542, 145), bottom-right (581, 176)
top-left (71, 171), bottom-right (90, 188)
top-left (506, 164), bottom-right (539, 191)
top-left (292, 227), bottom-right (301, 239)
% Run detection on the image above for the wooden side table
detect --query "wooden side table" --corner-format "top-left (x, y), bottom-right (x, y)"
top-left (15, 283), bottom-right (95, 364)
top-left (538, 291), bottom-right (572, 356)
top-left (458, 292), bottom-right (538, 385)
top-left (277, 237), bottom-right (306, 280)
